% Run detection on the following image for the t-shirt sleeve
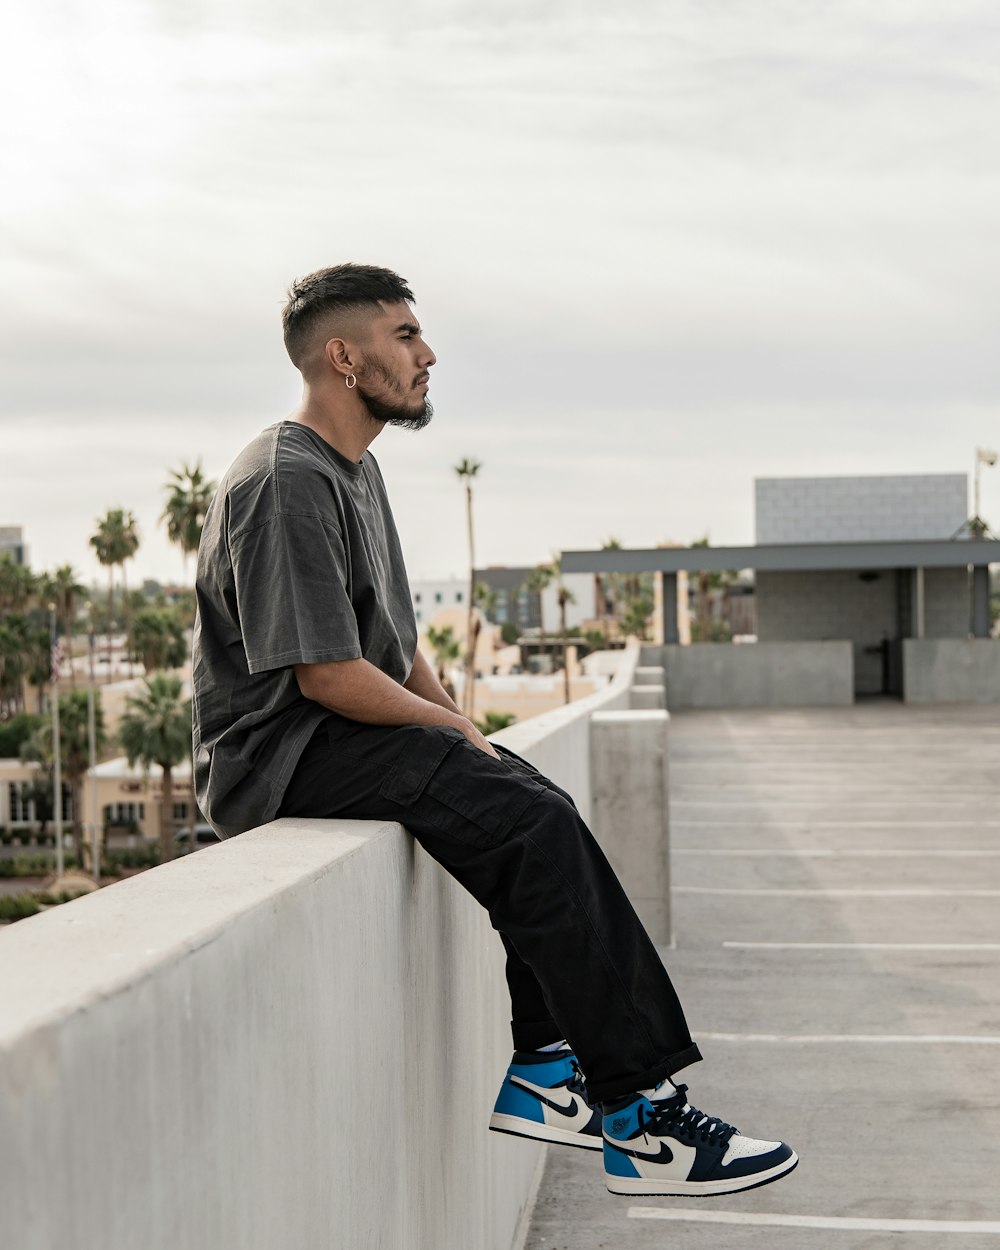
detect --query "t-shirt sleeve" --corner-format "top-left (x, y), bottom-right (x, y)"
top-left (230, 511), bottom-right (363, 674)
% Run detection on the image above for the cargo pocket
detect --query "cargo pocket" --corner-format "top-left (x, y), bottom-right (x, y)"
top-left (379, 727), bottom-right (547, 849)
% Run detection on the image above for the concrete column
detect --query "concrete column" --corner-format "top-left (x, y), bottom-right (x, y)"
top-left (633, 665), bottom-right (665, 686)
top-left (915, 566), bottom-right (925, 640)
top-left (660, 572), bottom-right (680, 645)
top-left (630, 685), bottom-right (665, 710)
top-left (590, 710), bottom-right (671, 944)
top-left (972, 564), bottom-right (990, 638)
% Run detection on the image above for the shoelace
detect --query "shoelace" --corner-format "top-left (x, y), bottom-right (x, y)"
top-left (567, 1058), bottom-right (594, 1105)
top-left (641, 1084), bottom-right (738, 1148)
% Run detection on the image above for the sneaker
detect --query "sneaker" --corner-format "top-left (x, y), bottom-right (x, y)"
top-left (489, 1046), bottom-right (602, 1151)
top-left (603, 1082), bottom-right (798, 1196)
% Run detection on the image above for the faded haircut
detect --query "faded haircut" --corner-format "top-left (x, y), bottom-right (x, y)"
top-left (281, 263), bottom-right (415, 370)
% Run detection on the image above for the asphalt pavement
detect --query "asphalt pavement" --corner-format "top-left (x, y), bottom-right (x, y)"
top-left (523, 702), bottom-right (1000, 1250)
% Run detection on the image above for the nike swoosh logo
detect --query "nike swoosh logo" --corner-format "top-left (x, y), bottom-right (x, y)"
top-left (604, 1135), bottom-right (674, 1166)
top-left (509, 1075), bottom-right (578, 1116)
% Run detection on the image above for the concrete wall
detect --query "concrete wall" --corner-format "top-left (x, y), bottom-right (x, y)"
top-left (0, 647), bottom-right (643, 1250)
top-left (903, 640), bottom-right (1000, 703)
top-left (643, 641), bottom-right (854, 709)
top-left (755, 568), bottom-right (971, 695)
top-left (755, 474), bottom-right (968, 543)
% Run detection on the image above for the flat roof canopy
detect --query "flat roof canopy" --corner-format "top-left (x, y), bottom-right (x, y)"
top-left (561, 539), bottom-right (1000, 575)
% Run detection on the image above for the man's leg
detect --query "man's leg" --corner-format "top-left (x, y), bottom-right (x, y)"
top-left (278, 714), bottom-right (698, 1101)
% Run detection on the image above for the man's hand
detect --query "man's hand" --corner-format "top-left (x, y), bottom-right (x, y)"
top-left (454, 716), bottom-right (499, 759)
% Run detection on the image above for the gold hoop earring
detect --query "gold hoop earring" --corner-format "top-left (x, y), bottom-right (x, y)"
top-left (346, 374), bottom-right (357, 390)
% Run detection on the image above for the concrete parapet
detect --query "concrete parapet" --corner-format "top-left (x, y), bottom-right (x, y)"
top-left (0, 642), bottom-right (649, 1250)
top-left (646, 641), bottom-right (854, 708)
top-left (633, 665), bottom-right (665, 687)
top-left (904, 639), bottom-right (1000, 703)
top-left (589, 710), bottom-right (671, 945)
top-left (629, 684), bottom-right (666, 710)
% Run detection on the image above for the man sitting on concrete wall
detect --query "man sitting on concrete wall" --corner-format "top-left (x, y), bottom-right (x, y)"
top-left (191, 264), bottom-right (797, 1199)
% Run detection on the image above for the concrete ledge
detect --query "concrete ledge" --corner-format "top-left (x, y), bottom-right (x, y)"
top-left (590, 710), bottom-right (671, 944)
top-left (0, 644), bottom-right (647, 1250)
top-left (904, 639), bottom-right (1000, 703)
top-left (0, 820), bottom-right (540, 1250)
top-left (645, 641), bottom-right (854, 708)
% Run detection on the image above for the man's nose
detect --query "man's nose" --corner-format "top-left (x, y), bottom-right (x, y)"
top-left (421, 341), bottom-right (437, 368)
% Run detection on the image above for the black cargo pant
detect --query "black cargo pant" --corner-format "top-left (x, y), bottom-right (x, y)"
top-left (276, 712), bottom-right (701, 1103)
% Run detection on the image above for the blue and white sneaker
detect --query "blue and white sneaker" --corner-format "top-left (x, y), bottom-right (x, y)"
top-left (489, 1046), bottom-right (602, 1150)
top-left (603, 1081), bottom-right (798, 1196)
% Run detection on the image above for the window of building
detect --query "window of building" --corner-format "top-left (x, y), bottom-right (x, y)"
top-left (455, 591), bottom-right (462, 604)
top-left (8, 782), bottom-right (32, 824)
top-left (108, 802), bottom-right (145, 825)
top-left (414, 592), bottom-right (422, 604)
top-left (173, 803), bottom-right (189, 821)
top-left (434, 592), bottom-right (442, 604)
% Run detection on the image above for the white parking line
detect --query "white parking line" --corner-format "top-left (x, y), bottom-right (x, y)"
top-left (628, 1208), bottom-right (1000, 1233)
top-left (671, 820), bottom-right (1000, 828)
top-left (674, 887), bottom-right (1000, 897)
top-left (675, 848), bottom-right (1000, 857)
top-left (723, 941), bottom-right (1000, 951)
top-left (698, 1032), bottom-right (1000, 1044)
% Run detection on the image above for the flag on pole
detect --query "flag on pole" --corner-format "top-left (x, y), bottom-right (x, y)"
top-left (50, 635), bottom-right (65, 686)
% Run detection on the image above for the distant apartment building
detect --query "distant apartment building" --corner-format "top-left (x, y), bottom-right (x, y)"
top-left (0, 525), bottom-right (26, 565)
top-left (409, 578), bottom-right (466, 627)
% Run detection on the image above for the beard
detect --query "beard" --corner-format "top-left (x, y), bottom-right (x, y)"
top-left (356, 355), bottom-right (434, 431)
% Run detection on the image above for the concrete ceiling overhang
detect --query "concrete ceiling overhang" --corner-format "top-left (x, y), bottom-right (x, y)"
top-left (560, 539), bottom-right (1000, 576)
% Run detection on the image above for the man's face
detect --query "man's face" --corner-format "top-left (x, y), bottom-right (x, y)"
top-left (355, 301), bottom-right (436, 431)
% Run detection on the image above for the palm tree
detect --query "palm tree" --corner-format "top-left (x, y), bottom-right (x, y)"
top-left (0, 554), bottom-right (37, 615)
top-left (454, 457), bottom-right (482, 718)
top-left (161, 461), bottom-right (217, 585)
top-left (523, 564), bottom-right (555, 670)
top-left (119, 674), bottom-right (191, 867)
top-left (554, 563), bottom-right (577, 705)
top-left (601, 536), bottom-right (623, 637)
top-left (90, 509), bottom-right (140, 678)
top-left (426, 624), bottom-right (461, 702)
top-left (133, 607), bottom-right (188, 673)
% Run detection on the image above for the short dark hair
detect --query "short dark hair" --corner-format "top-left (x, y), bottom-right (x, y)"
top-left (281, 263), bottom-right (415, 369)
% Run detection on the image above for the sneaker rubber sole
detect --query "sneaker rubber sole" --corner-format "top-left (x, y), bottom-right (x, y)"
top-left (605, 1150), bottom-right (799, 1196)
top-left (489, 1112), bottom-right (604, 1151)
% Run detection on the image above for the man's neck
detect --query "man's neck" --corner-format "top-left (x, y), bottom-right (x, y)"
top-left (291, 387), bottom-right (381, 463)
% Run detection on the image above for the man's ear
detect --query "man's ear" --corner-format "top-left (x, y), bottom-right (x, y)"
top-left (324, 336), bottom-right (357, 378)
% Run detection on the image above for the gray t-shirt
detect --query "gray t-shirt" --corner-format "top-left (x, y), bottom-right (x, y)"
top-left (192, 420), bottom-right (417, 836)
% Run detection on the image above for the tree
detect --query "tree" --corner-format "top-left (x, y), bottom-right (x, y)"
top-left (690, 536), bottom-right (736, 643)
top-left (161, 461), bottom-right (217, 584)
top-left (426, 624), bottom-right (461, 702)
top-left (454, 457), bottom-right (482, 719)
top-left (600, 536), bottom-right (624, 638)
top-left (474, 710), bottom-right (517, 736)
top-left (133, 607), bottom-right (188, 673)
top-left (90, 510), bottom-right (140, 677)
top-left (523, 564), bottom-right (554, 667)
top-left (0, 554), bottom-right (37, 615)
top-left (119, 674), bottom-right (191, 867)
top-left (553, 562), bottom-right (577, 704)
top-left (20, 691), bottom-right (106, 866)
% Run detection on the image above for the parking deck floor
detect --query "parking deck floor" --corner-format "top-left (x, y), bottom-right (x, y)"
top-left (523, 702), bottom-right (1000, 1250)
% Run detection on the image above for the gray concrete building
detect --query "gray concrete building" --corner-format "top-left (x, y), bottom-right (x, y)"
top-left (562, 473), bottom-right (1000, 706)
top-left (0, 525), bottom-right (26, 565)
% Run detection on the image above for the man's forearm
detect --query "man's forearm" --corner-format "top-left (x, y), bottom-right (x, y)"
top-left (295, 657), bottom-right (462, 729)
top-left (403, 645), bottom-right (463, 716)
top-left (294, 655), bottom-right (499, 757)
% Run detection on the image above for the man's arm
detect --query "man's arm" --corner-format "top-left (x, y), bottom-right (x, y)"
top-left (403, 645), bottom-right (463, 717)
top-left (294, 657), bottom-right (498, 757)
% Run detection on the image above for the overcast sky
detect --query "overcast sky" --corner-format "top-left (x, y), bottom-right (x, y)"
top-left (2, 0), bottom-right (999, 585)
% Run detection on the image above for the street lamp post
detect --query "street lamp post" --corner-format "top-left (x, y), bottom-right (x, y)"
top-left (86, 601), bottom-right (99, 883)
top-left (48, 602), bottom-right (64, 879)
